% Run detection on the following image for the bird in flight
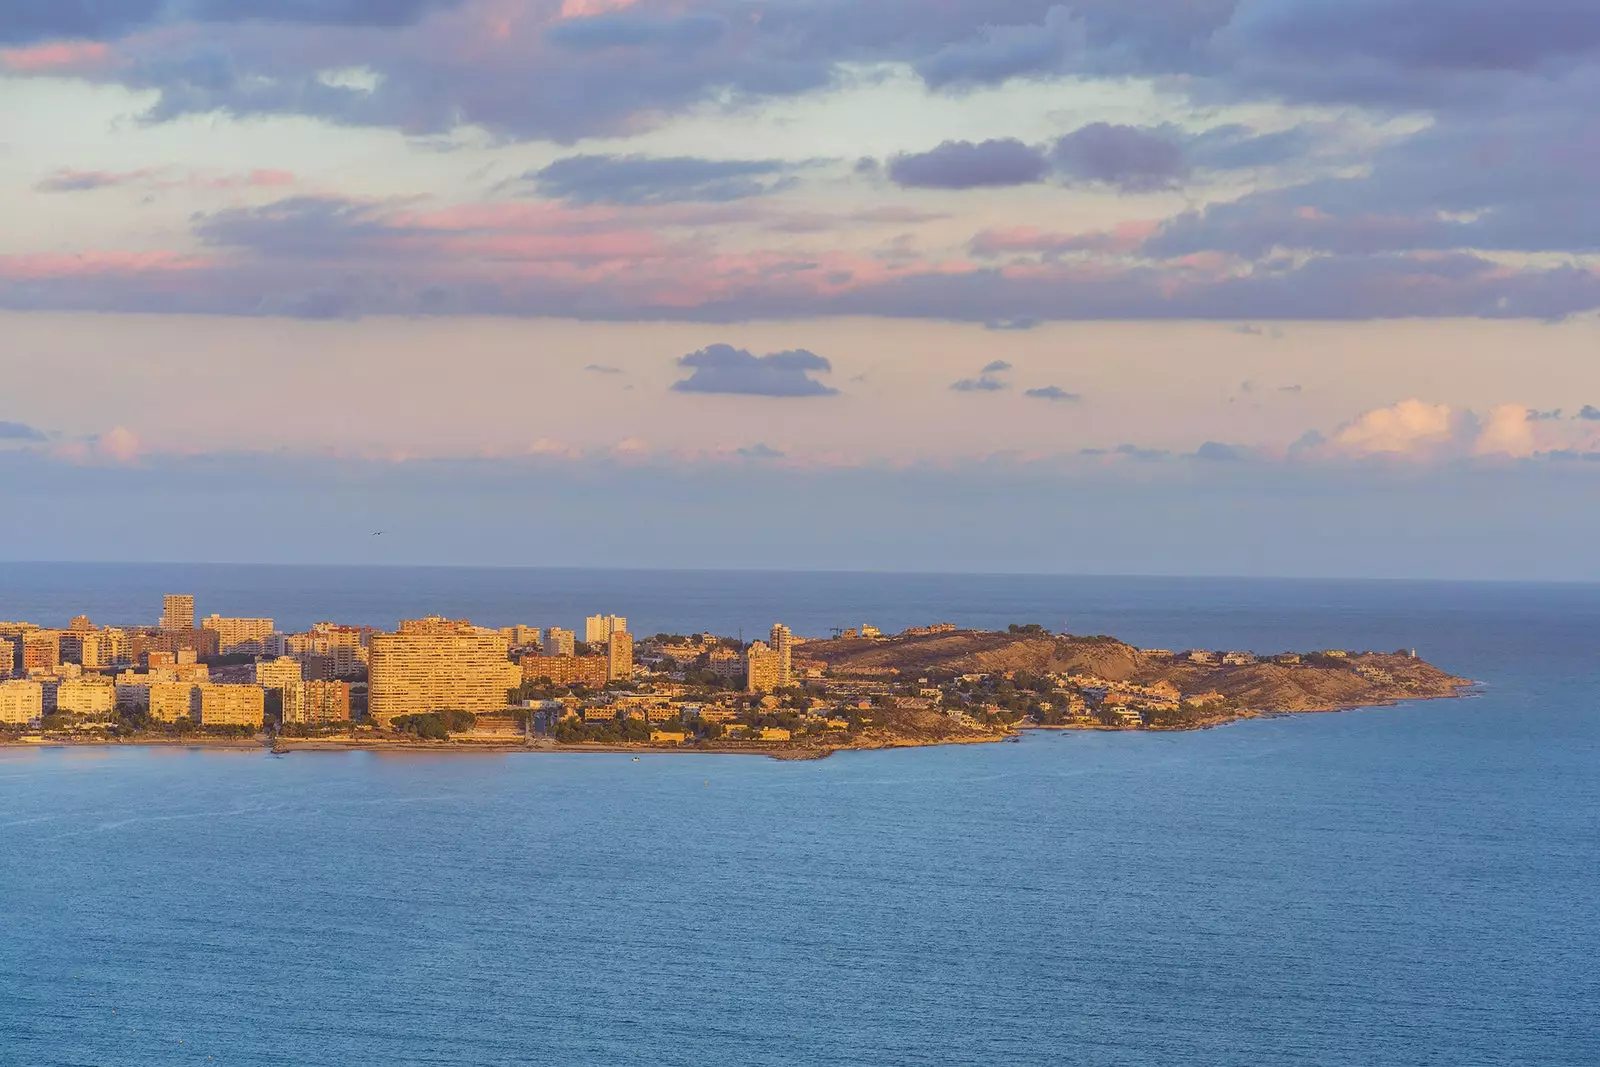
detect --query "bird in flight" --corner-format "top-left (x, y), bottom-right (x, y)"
top-left (372, 531), bottom-right (384, 536)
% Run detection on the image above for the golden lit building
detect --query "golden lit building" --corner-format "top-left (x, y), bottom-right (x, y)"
top-left (202, 615), bottom-right (276, 655)
top-left (368, 618), bottom-right (519, 725)
top-left (23, 632), bottom-right (60, 673)
top-left (520, 654), bottom-right (609, 689)
top-left (769, 624), bottom-right (794, 689)
top-left (707, 647), bottom-right (743, 681)
top-left (585, 615), bottom-right (627, 644)
top-left (0, 680), bottom-right (43, 725)
top-left (150, 683), bottom-right (198, 723)
top-left (56, 679), bottom-right (116, 719)
top-left (162, 594), bottom-right (195, 631)
top-left (543, 627), bottom-right (576, 656)
top-left (196, 684), bottom-right (265, 728)
top-left (254, 657), bottom-right (304, 690)
top-left (282, 680), bottom-right (351, 725)
top-left (745, 641), bottom-right (783, 693)
top-left (499, 625), bottom-right (542, 648)
top-left (607, 631), bottom-right (634, 683)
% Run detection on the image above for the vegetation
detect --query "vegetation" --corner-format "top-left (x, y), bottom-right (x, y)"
top-left (390, 709), bottom-right (477, 740)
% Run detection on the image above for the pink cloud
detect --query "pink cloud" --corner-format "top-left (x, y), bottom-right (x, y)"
top-left (0, 41), bottom-right (111, 73)
top-left (0, 251), bottom-right (210, 279)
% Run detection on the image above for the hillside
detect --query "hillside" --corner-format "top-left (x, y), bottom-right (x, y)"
top-left (802, 631), bottom-right (1470, 716)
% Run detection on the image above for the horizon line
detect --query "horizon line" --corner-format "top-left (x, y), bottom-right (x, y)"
top-left (1, 559), bottom-right (1597, 588)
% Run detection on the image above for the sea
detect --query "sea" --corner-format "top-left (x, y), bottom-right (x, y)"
top-left (1, 564), bottom-right (1597, 1066)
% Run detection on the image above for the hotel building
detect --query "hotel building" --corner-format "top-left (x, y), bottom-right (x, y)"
top-left (367, 618), bottom-right (519, 725)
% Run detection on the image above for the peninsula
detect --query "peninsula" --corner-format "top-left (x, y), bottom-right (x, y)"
top-left (0, 596), bottom-right (1473, 758)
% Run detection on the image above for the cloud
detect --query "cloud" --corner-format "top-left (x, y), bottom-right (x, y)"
top-left (1081, 444), bottom-right (1170, 461)
top-left (1051, 123), bottom-right (1188, 191)
top-left (916, 5), bottom-right (1083, 89)
top-left (1194, 441), bottom-right (1246, 462)
top-left (53, 426), bottom-right (145, 466)
top-left (671, 344), bottom-right (838, 397)
top-left (1580, 406), bottom-right (1600, 421)
top-left (0, 420), bottom-right (47, 442)
top-left (584, 363), bottom-right (623, 374)
top-left (981, 360), bottom-right (1013, 374)
top-left (528, 154), bottom-right (796, 205)
top-left (35, 167), bottom-right (296, 194)
top-left (1328, 399), bottom-right (1465, 458)
top-left (983, 318), bottom-right (1041, 331)
top-left (0, 0), bottom-right (457, 45)
top-left (1473, 403), bottom-right (1539, 458)
top-left (736, 443), bottom-right (785, 459)
top-left (888, 139), bottom-right (1050, 190)
top-left (950, 376), bottom-right (1008, 393)
top-left (1024, 386), bottom-right (1081, 402)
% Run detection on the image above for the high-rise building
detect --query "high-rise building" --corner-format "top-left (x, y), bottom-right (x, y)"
top-left (0, 680), bottom-right (43, 725)
top-left (607, 631), bottom-right (634, 683)
top-left (254, 657), bottom-right (304, 690)
top-left (543, 627), bottom-right (576, 657)
top-left (69, 615), bottom-right (94, 632)
top-left (201, 615), bottom-right (276, 655)
top-left (282, 680), bottom-right (351, 725)
top-left (585, 615), bottom-right (627, 645)
top-left (367, 618), bottom-right (520, 725)
top-left (196, 684), bottom-right (265, 728)
top-left (769, 624), bottom-right (794, 689)
top-left (23, 632), bottom-right (60, 674)
top-left (161, 595), bottom-right (195, 632)
top-left (0, 632), bottom-right (21, 678)
top-left (745, 641), bottom-right (783, 694)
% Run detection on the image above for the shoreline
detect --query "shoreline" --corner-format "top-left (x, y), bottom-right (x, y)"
top-left (0, 687), bottom-right (1474, 758)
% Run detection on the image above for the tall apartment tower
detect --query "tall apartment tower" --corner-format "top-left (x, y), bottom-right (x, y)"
top-left (607, 631), bottom-right (634, 683)
top-left (543, 627), bottom-right (576, 657)
top-left (367, 617), bottom-right (519, 725)
top-left (769, 623), bottom-right (794, 689)
top-left (161, 594), bottom-right (195, 632)
top-left (585, 615), bottom-right (627, 645)
top-left (745, 642), bottom-right (782, 694)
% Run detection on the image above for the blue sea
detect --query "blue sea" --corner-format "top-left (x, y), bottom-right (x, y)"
top-left (1, 565), bottom-right (1597, 1066)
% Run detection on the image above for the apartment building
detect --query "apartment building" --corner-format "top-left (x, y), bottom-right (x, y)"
top-left (0, 680), bottom-right (43, 725)
top-left (368, 618), bottom-right (519, 725)
top-left (196, 684), bottom-right (266, 728)
top-left (202, 615), bottom-right (276, 655)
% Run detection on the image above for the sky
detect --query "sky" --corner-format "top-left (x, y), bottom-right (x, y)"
top-left (2, 0), bottom-right (1599, 578)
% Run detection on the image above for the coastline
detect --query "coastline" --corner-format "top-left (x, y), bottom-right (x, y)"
top-left (1, 685), bottom-right (1475, 758)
